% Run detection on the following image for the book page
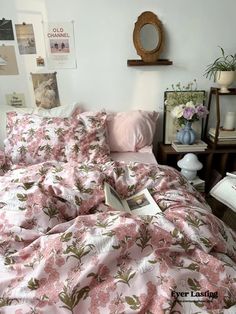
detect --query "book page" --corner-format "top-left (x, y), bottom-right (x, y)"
top-left (210, 176), bottom-right (236, 213)
top-left (104, 182), bottom-right (128, 212)
top-left (124, 188), bottom-right (162, 216)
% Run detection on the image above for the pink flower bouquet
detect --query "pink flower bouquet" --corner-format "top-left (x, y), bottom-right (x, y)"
top-left (171, 101), bottom-right (208, 127)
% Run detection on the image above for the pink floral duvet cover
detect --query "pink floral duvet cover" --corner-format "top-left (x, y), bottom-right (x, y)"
top-left (0, 160), bottom-right (235, 314)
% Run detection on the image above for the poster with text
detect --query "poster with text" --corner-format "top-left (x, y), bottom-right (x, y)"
top-left (44, 22), bottom-right (76, 69)
top-left (6, 93), bottom-right (25, 107)
top-left (15, 24), bottom-right (36, 54)
top-left (0, 45), bottom-right (19, 75)
top-left (31, 72), bottom-right (60, 109)
top-left (0, 19), bottom-right (14, 40)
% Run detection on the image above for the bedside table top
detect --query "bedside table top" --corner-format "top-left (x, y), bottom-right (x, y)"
top-left (159, 143), bottom-right (236, 154)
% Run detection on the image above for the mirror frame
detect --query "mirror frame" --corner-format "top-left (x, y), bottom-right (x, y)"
top-left (133, 11), bottom-right (164, 62)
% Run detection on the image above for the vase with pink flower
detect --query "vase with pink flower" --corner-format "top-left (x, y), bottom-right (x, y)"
top-left (176, 120), bottom-right (196, 144)
top-left (165, 81), bottom-right (208, 145)
top-left (172, 101), bottom-right (209, 145)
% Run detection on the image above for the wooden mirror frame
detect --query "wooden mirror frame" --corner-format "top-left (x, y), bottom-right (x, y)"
top-left (133, 11), bottom-right (164, 62)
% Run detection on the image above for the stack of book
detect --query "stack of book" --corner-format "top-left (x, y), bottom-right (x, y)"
top-left (189, 176), bottom-right (205, 193)
top-left (208, 128), bottom-right (236, 145)
top-left (171, 140), bottom-right (208, 152)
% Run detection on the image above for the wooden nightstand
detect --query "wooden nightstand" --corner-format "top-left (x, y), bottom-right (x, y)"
top-left (156, 143), bottom-right (236, 192)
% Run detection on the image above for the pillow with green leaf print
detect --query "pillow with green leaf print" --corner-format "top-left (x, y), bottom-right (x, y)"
top-left (4, 111), bottom-right (77, 166)
top-left (65, 111), bottom-right (111, 164)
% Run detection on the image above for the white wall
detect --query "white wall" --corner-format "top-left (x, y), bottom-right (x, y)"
top-left (0, 0), bottom-right (236, 139)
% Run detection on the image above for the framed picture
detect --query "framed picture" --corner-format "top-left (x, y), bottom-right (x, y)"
top-left (163, 90), bottom-right (206, 144)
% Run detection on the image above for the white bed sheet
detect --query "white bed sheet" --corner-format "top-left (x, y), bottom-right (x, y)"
top-left (110, 146), bottom-right (157, 164)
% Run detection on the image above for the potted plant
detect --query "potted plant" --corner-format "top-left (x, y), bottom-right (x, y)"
top-left (204, 47), bottom-right (236, 93)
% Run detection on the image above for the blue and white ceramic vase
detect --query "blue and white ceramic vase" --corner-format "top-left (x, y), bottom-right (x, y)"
top-left (176, 121), bottom-right (196, 145)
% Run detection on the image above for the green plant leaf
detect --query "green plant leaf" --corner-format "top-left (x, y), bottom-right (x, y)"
top-left (125, 295), bottom-right (140, 310)
top-left (60, 232), bottom-right (73, 242)
top-left (27, 278), bottom-right (40, 290)
top-left (23, 182), bottom-right (34, 190)
top-left (16, 193), bottom-right (27, 202)
top-left (59, 285), bottom-right (90, 312)
top-left (187, 278), bottom-right (201, 291)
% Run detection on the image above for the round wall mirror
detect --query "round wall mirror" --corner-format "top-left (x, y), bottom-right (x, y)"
top-left (133, 11), bottom-right (164, 62)
top-left (140, 24), bottom-right (159, 52)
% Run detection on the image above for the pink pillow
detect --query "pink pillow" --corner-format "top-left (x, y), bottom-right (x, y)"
top-left (107, 110), bottom-right (159, 152)
top-left (4, 112), bottom-right (77, 165)
top-left (65, 111), bottom-right (111, 163)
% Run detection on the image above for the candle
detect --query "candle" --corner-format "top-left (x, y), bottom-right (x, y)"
top-left (223, 112), bottom-right (236, 130)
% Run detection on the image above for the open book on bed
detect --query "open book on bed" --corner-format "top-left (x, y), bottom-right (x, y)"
top-left (104, 182), bottom-right (162, 216)
top-left (210, 172), bottom-right (236, 213)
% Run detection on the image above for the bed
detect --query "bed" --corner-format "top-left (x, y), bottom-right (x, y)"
top-left (111, 146), bottom-right (157, 164)
top-left (0, 108), bottom-right (235, 314)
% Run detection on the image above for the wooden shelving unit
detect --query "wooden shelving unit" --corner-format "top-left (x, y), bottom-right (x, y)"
top-left (127, 59), bottom-right (173, 66)
top-left (203, 87), bottom-right (236, 147)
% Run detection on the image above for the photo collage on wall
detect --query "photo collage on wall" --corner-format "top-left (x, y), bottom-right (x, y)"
top-left (0, 18), bottom-right (77, 109)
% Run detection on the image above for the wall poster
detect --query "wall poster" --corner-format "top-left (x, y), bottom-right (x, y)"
top-left (44, 22), bottom-right (76, 69)
top-left (0, 45), bottom-right (19, 75)
top-left (15, 23), bottom-right (36, 55)
top-left (31, 72), bottom-right (60, 109)
top-left (6, 92), bottom-right (25, 107)
top-left (0, 19), bottom-right (14, 40)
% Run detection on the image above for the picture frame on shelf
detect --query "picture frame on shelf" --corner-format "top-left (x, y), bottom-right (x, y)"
top-left (163, 90), bottom-right (206, 144)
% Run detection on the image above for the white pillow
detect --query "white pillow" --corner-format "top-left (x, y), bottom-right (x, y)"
top-left (32, 102), bottom-right (80, 117)
top-left (0, 103), bottom-right (80, 149)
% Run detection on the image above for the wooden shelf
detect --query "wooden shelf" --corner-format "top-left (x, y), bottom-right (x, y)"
top-left (209, 87), bottom-right (236, 96)
top-left (205, 138), bottom-right (236, 148)
top-left (158, 143), bottom-right (236, 155)
top-left (203, 87), bottom-right (236, 148)
top-left (127, 59), bottom-right (173, 66)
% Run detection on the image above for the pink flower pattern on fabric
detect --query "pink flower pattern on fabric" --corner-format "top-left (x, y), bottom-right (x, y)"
top-left (65, 111), bottom-right (111, 163)
top-left (4, 112), bottom-right (77, 165)
top-left (4, 111), bottom-right (111, 166)
top-left (0, 149), bottom-right (5, 175)
top-left (0, 160), bottom-right (235, 313)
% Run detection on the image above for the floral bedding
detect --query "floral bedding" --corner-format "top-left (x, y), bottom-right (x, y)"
top-left (4, 111), bottom-right (110, 167)
top-left (0, 159), bottom-right (235, 314)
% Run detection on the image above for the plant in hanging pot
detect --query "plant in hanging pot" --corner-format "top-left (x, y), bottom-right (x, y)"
top-left (204, 47), bottom-right (236, 93)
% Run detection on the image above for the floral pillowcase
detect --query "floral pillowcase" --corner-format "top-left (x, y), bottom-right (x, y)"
top-left (65, 111), bottom-right (111, 164)
top-left (4, 112), bottom-right (76, 166)
top-left (4, 111), bottom-right (110, 166)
